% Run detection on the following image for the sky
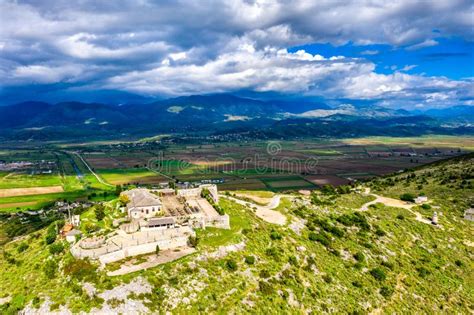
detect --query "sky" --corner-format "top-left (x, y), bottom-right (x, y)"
top-left (0, 0), bottom-right (473, 109)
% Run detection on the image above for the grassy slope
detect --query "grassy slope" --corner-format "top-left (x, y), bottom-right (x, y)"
top-left (0, 154), bottom-right (473, 313)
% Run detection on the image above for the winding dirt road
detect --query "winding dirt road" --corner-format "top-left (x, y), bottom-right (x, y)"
top-left (222, 194), bottom-right (287, 225)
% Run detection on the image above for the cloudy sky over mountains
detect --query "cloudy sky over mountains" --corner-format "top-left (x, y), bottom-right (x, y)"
top-left (0, 0), bottom-right (473, 108)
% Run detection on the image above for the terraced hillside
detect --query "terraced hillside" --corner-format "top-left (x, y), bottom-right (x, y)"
top-left (0, 154), bottom-right (472, 313)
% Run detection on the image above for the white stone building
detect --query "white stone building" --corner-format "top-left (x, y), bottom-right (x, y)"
top-left (415, 196), bottom-right (428, 204)
top-left (122, 188), bottom-right (162, 219)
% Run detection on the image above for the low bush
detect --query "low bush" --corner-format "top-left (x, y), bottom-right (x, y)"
top-left (400, 193), bottom-right (415, 202)
top-left (259, 269), bottom-right (271, 278)
top-left (381, 261), bottom-right (394, 270)
top-left (375, 228), bottom-right (386, 237)
top-left (49, 242), bottom-right (64, 255)
top-left (43, 259), bottom-right (58, 279)
top-left (353, 252), bottom-right (365, 262)
top-left (259, 281), bottom-right (274, 295)
top-left (188, 236), bottom-right (199, 248)
top-left (270, 231), bottom-right (282, 240)
top-left (417, 266), bottom-right (430, 278)
top-left (380, 286), bottom-right (393, 298)
top-left (370, 268), bottom-right (386, 281)
top-left (309, 232), bottom-right (331, 247)
top-left (17, 242), bottom-right (29, 253)
top-left (244, 255), bottom-right (255, 265)
top-left (288, 255), bottom-right (298, 266)
top-left (265, 247), bottom-right (280, 260)
top-left (226, 259), bottom-right (238, 272)
top-left (322, 275), bottom-right (333, 283)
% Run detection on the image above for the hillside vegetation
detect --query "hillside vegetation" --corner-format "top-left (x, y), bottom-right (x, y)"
top-left (0, 154), bottom-right (472, 313)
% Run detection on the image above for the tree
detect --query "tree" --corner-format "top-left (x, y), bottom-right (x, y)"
top-left (400, 193), bottom-right (415, 202)
top-left (94, 205), bottom-right (105, 221)
top-left (119, 193), bottom-right (130, 206)
top-left (155, 245), bottom-right (160, 255)
top-left (321, 184), bottom-right (336, 195)
top-left (45, 223), bottom-right (57, 245)
top-left (115, 185), bottom-right (122, 196)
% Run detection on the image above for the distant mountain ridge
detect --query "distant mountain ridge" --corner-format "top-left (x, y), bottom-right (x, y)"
top-left (0, 94), bottom-right (472, 140)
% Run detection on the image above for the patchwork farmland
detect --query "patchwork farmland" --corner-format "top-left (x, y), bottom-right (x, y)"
top-left (0, 136), bottom-right (472, 212)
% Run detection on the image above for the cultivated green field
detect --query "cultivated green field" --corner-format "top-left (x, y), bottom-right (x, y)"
top-left (0, 136), bottom-right (472, 212)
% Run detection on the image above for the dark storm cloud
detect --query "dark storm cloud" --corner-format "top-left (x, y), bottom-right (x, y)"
top-left (0, 0), bottom-right (473, 107)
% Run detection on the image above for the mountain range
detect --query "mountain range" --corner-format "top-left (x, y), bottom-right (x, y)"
top-left (0, 94), bottom-right (472, 141)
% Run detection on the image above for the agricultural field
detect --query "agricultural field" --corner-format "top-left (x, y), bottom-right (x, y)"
top-left (97, 168), bottom-right (168, 185)
top-left (260, 176), bottom-right (316, 191)
top-left (0, 136), bottom-right (472, 212)
top-left (0, 172), bottom-right (62, 189)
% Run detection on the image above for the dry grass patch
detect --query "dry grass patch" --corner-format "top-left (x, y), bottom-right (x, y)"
top-left (0, 186), bottom-right (64, 198)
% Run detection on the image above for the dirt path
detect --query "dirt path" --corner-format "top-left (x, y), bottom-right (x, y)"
top-left (223, 194), bottom-right (287, 225)
top-left (359, 190), bottom-right (436, 226)
top-left (107, 247), bottom-right (195, 276)
top-left (73, 152), bottom-right (114, 187)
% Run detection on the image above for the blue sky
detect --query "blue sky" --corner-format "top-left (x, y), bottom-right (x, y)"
top-left (290, 37), bottom-right (474, 80)
top-left (0, 0), bottom-right (473, 109)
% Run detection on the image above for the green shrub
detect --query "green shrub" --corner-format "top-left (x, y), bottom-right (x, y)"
top-left (17, 242), bottom-right (29, 253)
top-left (375, 228), bottom-right (386, 237)
top-left (381, 261), bottom-right (394, 270)
top-left (244, 255), bottom-right (255, 265)
top-left (259, 269), bottom-right (271, 278)
top-left (265, 247), bottom-right (280, 260)
top-left (43, 260), bottom-right (57, 279)
top-left (258, 281), bottom-right (274, 295)
top-left (370, 268), bottom-right (386, 281)
top-left (288, 255), bottom-right (298, 266)
top-left (337, 212), bottom-right (370, 231)
top-left (322, 275), bottom-right (333, 283)
top-left (309, 232), bottom-right (331, 247)
top-left (352, 281), bottom-right (362, 288)
top-left (421, 204), bottom-right (431, 210)
top-left (226, 259), bottom-right (238, 271)
top-left (353, 252), bottom-right (365, 262)
top-left (188, 236), bottom-right (199, 248)
top-left (396, 214), bottom-right (405, 220)
top-left (380, 286), bottom-right (393, 298)
top-left (417, 267), bottom-right (430, 278)
top-left (49, 243), bottom-right (64, 255)
top-left (455, 259), bottom-right (463, 267)
top-left (270, 231), bottom-right (282, 240)
top-left (94, 206), bottom-right (105, 221)
top-left (400, 193), bottom-right (415, 202)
